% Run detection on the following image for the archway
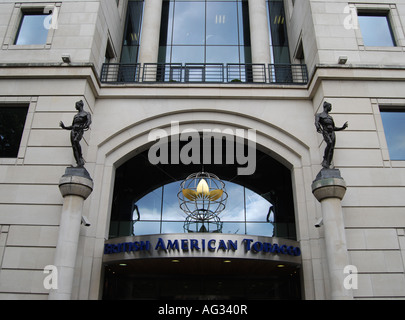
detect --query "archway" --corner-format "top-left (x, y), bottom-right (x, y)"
top-left (102, 134), bottom-right (302, 299)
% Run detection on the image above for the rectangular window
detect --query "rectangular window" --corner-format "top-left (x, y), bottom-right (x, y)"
top-left (158, 0), bottom-right (251, 66)
top-left (15, 12), bottom-right (49, 45)
top-left (0, 106), bottom-right (28, 158)
top-left (358, 12), bottom-right (396, 47)
top-left (121, 0), bottom-right (144, 64)
top-left (267, 0), bottom-right (291, 64)
top-left (380, 109), bottom-right (405, 160)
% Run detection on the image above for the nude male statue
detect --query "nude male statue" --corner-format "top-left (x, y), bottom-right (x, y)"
top-left (315, 101), bottom-right (348, 169)
top-left (59, 100), bottom-right (91, 167)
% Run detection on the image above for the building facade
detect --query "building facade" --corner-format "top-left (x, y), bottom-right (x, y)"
top-left (0, 0), bottom-right (405, 300)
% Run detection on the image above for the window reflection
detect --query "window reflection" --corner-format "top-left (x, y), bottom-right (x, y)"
top-left (121, 0), bottom-right (144, 63)
top-left (113, 180), bottom-right (291, 238)
top-left (358, 14), bottom-right (396, 47)
top-left (206, 2), bottom-right (239, 45)
top-left (15, 13), bottom-right (49, 45)
top-left (380, 110), bottom-right (405, 160)
top-left (172, 2), bottom-right (205, 45)
top-left (159, 0), bottom-right (251, 65)
top-left (267, 0), bottom-right (291, 65)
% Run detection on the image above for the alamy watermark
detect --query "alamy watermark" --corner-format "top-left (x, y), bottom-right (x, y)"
top-left (343, 5), bottom-right (359, 30)
top-left (343, 265), bottom-right (358, 290)
top-left (43, 6), bottom-right (59, 30)
top-left (148, 121), bottom-right (257, 175)
top-left (43, 265), bottom-right (58, 290)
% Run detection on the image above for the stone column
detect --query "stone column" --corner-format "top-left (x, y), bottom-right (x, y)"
top-left (312, 169), bottom-right (353, 300)
top-left (248, 0), bottom-right (272, 81)
top-left (138, 0), bottom-right (163, 81)
top-left (48, 167), bottom-right (93, 300)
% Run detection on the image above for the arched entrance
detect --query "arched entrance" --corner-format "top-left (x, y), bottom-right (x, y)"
top-left (101, 135), bottom-right (302, 299)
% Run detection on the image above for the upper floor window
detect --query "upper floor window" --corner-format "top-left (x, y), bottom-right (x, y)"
top-left (358, 12), bottom-right (396, 47)
top-left (380, 108), bottom-right (405, 160)
top-left (267, 0), bottom-right (290, 64)
top-left (0, 106), bottom-right (28, 158)
top-left (121, 0), bottom-right (144, 63)
top-left (15, 11), bottom-right (49, 45)
top-left (158, 0), bottom-right (251, 65)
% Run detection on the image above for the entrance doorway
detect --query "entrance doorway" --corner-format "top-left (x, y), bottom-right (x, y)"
top-left (103, 258), bottom-right (301, 300)
top-left (103, 136), bottom-right (301, 299)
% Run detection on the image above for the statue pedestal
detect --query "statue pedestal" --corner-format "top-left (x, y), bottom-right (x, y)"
top-left (312, 169), bottom-right (353, 300)
top-left (48, 167), bottom-right (93, 300)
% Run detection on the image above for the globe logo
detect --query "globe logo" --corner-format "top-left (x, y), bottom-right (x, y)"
top-left (178, 172), bottom-right (228, 233)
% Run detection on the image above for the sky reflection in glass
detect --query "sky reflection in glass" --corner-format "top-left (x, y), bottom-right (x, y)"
top-left (15, 14), bottom-right (48, 45)
top-left (133, 180), bottom-right (274, 237)
top-left (358, 14), bottom-right (396, 47)
top-left (380, 111), bottom-right (405, 160)
top-left (159, 0), bottom-right (251, 65)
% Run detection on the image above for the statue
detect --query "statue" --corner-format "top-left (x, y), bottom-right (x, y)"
top-left (315, 101), bottom-right (348, 169)
top-left (59, 100), bottom-right (91, 167)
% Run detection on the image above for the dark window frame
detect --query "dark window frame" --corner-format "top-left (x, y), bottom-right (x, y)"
top-left (0, 105), bottom-right (29, 158)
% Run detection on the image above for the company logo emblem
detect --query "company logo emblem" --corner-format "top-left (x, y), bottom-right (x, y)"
top-left (182, 178), bottom-right (223, 202)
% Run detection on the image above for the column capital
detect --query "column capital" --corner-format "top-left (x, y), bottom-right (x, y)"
top-left (59, 167), bottom-right (93, 200)
top-left (311, 169), bottom-right (347, 202)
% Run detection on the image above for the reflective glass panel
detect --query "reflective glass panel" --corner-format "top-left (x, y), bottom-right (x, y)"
top-left (15, 14), bottom-right (48, 45)
top-left (220, 181), bottom-right (245, 221)
top-left (162, 181), bottom-right (185, 220)
top-left (206, 46), bottom-right (240, 63)
top-left (172, 1), bottom-right (205, 45)
top-left (134, 186), bottom-right (162, 221)
top-left (110, 175), bottom-right (291, 238)
top-left (358, 14), bottom-right (396, 47)
top-left (161, 221), bottom-right (185, 234)
top-left (246, 223), bottom-right (274, 237)
top-left (206, 2), bottom-right (238, 45)
top-left (121, 0), bottom-right (144, 63)
top-left (380, 110), bottom-right (405, 160)
top-left (133, 221), bottom-right (161, 236)
top-left (159, 0), bottom-right (251, 65)
top-left (245, 187), bottom-right (272, 222)
top-left (222, 222), bottom-right (245, 235)
top-left (171, 46), bottom-right (204, 63)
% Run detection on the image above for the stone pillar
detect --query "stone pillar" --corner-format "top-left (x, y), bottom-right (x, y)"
top-left (138, 0), bottom-right (163, 81)
top-left (248, 0), bottom-right (272, 81)
top-left (48, 167), bottom-right (93, 300)
top-left (312, 169), bottom-right (353, 300)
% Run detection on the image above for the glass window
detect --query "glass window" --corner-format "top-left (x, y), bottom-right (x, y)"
top-left (162, 182), bottom-right (184, 221)
top-left (15, 13), bottom-right (48, 45)
top-left (358, 13), bottom-right (396, 47)
top-left (121, 0), bottom-right (144, 63)
top-left (171, 46), bottom-right (204, 63)
top-left (159, 0), bottom-right (251, 66)
top-left (172, 1), bottom-right (205, 45)
top-left (0, 106), bottom-right (28, 158)
top-left (380, 109), bottom-right (405, 160)
top-left (134, 186), bottom-right (162, 221)
top-left (206, 46), bottom-right (240, 63)
top-left (206, 2), bottom-right (239, 45)
top-left (110, 179), bottom-right (280, 238)
top-left (267, 0), bottom-right (290, 64)
top-left (220, 181), bottom-right (245, 222)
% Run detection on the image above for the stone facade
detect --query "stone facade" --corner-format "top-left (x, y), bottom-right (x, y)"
top-left (0, 0), bottom-right (404, 300)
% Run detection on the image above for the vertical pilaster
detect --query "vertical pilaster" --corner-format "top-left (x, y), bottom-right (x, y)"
top-left (248, 0), bottom-right (272, 65)
top-left (138, 0), bottom-right (163, 68)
